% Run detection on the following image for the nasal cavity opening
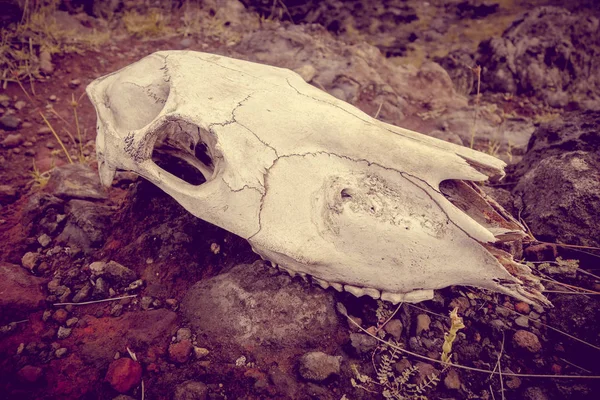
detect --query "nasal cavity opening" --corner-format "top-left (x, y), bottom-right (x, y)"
top-left (151, 121), bottom-right (214, 186)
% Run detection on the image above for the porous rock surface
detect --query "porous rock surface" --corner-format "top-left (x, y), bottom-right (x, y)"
top-left (512, 110), bottom-right (600, 247)
top-left (181, 261), bottom-right (342, 354)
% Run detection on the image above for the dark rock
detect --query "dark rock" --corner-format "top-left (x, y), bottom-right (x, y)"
top-left (22, 193), bottom-right (65, 234)
top-left (0, 116), bottom-right (22, 131)
top-left (512, 111), bottom-right (600, 247)
top-left (0, 184), bottom-right (17, 204)
top-left (174, 380), bottom-right (208, 400)
top-left (513, 330), bottom-right (542, 353)
top-left (105, 358), bottom-right (142, 393)
top-left (477, 7), bottom-right (600, 110)
top-left (72, 282), bottom-right (92, 303)
top-left (181, 261), bottom-right (341, 356)
top-left (0, 262), bottom-right (46, 320)
top-left (17, 365), bottom-right (43, 383)
top-left (383, 319), bottom-right (403, 340)
top-left (52, 309), bottom-right (68, 324)
top-left (56, 200), bottom-right (113, 253)
top-left (93, 277), bottom-right (110, 298)
top-left (46, 163), bottom-right (107, 201)
top-left (268, 366), bottom-right (299, 398)
top-left (349, 333), bottom-right (377, 354)
top-left (169, 340), bottom-right (193, 364)
top-left (523, 386), bottom-right (550, 400)
top-left (297, 351), bottom-right (341, 382)
top-left (443, 368), bottom-right (461, 390)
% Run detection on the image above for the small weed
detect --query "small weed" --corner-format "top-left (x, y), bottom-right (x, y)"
top-left (441, 307), bottom-right (465, 364)
top-left (29, 159), bottom-right (52, 189)
top-left (122, 8), bottom-right (172, 38)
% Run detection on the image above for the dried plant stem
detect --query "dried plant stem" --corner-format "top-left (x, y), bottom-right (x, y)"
top-left (53, 294), bottom-right (137, 306)
top-left (39, 111), bottom-right (73, 164)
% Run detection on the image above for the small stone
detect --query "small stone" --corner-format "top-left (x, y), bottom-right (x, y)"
top-left (111, 304), bottom-right (123, 317)
top-left (174, 380), bottom-right (208, 400)
top-left (93, 277), bottom-right (110, 298)
top-left (57, 326), bottom-right (72, 339)
top-left (194, 347), bottom-right (210, 359)
top-left (58, 287), bottom-right (72, 303)
top-left (416, 314), bottom-right (431, 335)
top-left (515, 315), bottom-right (529, 328)
top-left (52, 309), bottom-right (68, 324)
top-left (48, 95), bottom-right (57, 102)
top-left (490, 319), bottom-right (507, 331)
top-left (513, 330), bottom-right (542, 353)
top-left (37, 234), bottom-right (52, 248)
top-left (347, 315), bottom-right (362, 332)
top-left (0, 116), bottom-right (22, 131)
top-left (37, 126), bottom-right (52, 135)
top-left (298, 351), bottom-right (341, 382)
top-left (21, 252), bottom-right (39, 270)
top-left (89, 261), bottom-right (136, 285)
top-left (383, 319), bottom-right (403, 340)
top-left (72, 283), bottom-right (92, 303)
top-left (515, 302), bottom-right (531, 314)
top-left (349, 332), bottom-right (377, 354)
top-left (523, 386), bottom-right (549, 400)
top-left (506, 376), bottom-right (522, 389)
top-left (105, 358), bottom-right (142, 393)
top-left (39, 51), bottom-right (54, 74)
top-left (177, 328), bottom-right (192, 342)
top-left (0, 184), bottom-right (17, 204)
top-left (46, 141), bottom-right (55, 149)
top-left (24, 148), bottom-right (36, 156)
top-left (126, 279), bottom-right (143, 291)
top-left (1, 132), bottom-right (24, 147)
top-left (394, 358), bottom-right (412, 374)
top-left (66, 317), bottom-right (79, 327)
top-left (414, 362), bottom-right (440, 385)
top-left (496, 305), bottom-right (512, 317)
top-left (235, 355), bottom-right (247, 367)
top-left (444, 368), bottom-right (461, 389)
top-left (17, 365), bottom-right (43, 383)
top-left (448, 297), bottom-right (470, 314)
top-left (55, 347), bottom-right (68, 358)
top-left (14, 100), bottom-right (26, 110)
top-left (69, 79), bottom-right (81, 88)
top-left (42, 310), bottom-right (52, 322)
top-left (169, 339), bottom-right (193, 363)
top-left (140, 296), bottom-right (153, 310)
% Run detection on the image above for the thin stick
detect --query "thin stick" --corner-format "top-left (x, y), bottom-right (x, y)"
top-left (498, 333), bottom-right (505, 400)
top-left (53, 294), bottom-right (137, 306)
top-left (374, 101), bottom-right (383, 119)
top-left (39, 112), bottom-right (73, 164)
top-left (377, 302), bottom-right (403, 333)
top-left (337, 303), bottom-right (600, 379)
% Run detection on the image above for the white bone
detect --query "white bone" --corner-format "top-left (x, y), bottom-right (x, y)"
top-left (87, 51), bottom-right (549, 306)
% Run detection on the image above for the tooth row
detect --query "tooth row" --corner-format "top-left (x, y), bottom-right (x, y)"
top-left (263, 258), bottom-right (432, 303)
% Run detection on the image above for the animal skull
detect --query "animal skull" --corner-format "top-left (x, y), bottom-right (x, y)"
top-left (87, 51), bottom-right (548, 306)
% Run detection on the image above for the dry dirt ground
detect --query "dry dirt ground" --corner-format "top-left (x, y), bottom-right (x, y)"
top-left (1, 1), bottom-right (600, 399)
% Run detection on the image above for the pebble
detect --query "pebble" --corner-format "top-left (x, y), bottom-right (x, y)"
top-left (93, 277), bottom-right (110, 298)
top-left (126, 279), bottom-right (144, 291)
top-left (443, 368), bottom-right (461, 389)
top-left (515, 302), bottom-right (531, 314)
top-left (48, 95), bottom-right (57, 102)
top-left (515, 315), bottom-right (529, 328)
top-left (174, 380), bottom-right (208, 400)
top-left (14, 100), bottom-right (26, 110)
top-left (194, 347), bottom-right (210, 359)
top-left (42, 310), bottom-right (52, 322)
top-left (496, 306), bottom-right (512, 317)
top-left (383, 319), bottom-right (403, 340)
top-left (416, 314), bottom-right (431, 335)
top-left (37, 234), bottom-right (51, 248)
top-left (37, 126), bottom-right (52, 135)
top-left (89, 260), bottom-right (137, 285)
top-left (0, 116), bottom-right (22, 131)
top-left (1, 133), bottom-right (24, 147)
top-left (448, 297), bottom-right (470, 313)
top-left (72, 283), bottom-right (92, 303)
top-left (513, 330), bottom-right (542, 353)
top-left (140, 296), bottom-right (153, 310)
top-left (39, 50), bottom-right (54, 74)
top-left (57, 326), bottom-right (72, 339)
top-left (24, 149), bottom-right (36, 156)
top-left (0, 184), bottom-right (17, 203)
top-left (177, 328), bottom-right (192, 342)
top-left (21, 252), bottom-right (39, 270)
top-left (349, 333), bottom-right (377, 354)
top-left (523, 386), bottom-right (549, 400)
top-left (52, 309), bottom-right (68, 324)
top-left (66, 317), bottom-right (79, 327)
top-left (105, 358), bottom-right (142, 393)
top-left (506, 376), bottom-right (522, 389)
top-left (69, 79), bottom-right (81, 88)
top-left (55, 348), bottom-right (68, 358)
top-left (298, 351), bottom-right (341, 382)
top-left (490, 319), bottom-right (508, 331)
top-left (111, 304), bottom-right (123, 317)
top-left (17, 365), bottom-right (43, 383)
top-left (169, 340), bottom-right (193, 363)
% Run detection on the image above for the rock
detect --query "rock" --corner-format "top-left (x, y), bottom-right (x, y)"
top-left (414, 362), bottom-right (440, 385)
top-left (89, 261), bottom-right (136, 286)
top-left (448, 297), bottom-right (471, 314)
top-left (169, 340), bottom-right (193, 364)
top-left (0, 116), bottom-right (22, 131)
top-left (416, 314), bottom-right (431, 335)
top-left (490, 319), bottom-right (507, 331)
top-left (69, 79), bottom-right (81, 88)
top-left (14, 100), bottom-right (26, 110)
top-left (93, 277), bottom-right (109, 298)
top-left (0, 184), bottom-right (17, 204)
top-left (181, 261), bottom-right (341, 357)
top-left (443, 368), bottom-right (461, 390)
top-left (515, 315), bottom-right (529, 328)
top-left (298, 351), bottom-right (341, 382)
top-left (477, 7), bottom-right (600, 110)
top-left (56, 200), bottom-right (113, 254)
top-left (269, 366), bottom-right (299, 398)
top-left (57, 327), bottom-right (72, 339)
top-left (177, 327), bottom-right (193, 342)
top-left (37, 233), bottom-right (52, 248)
top-left (523, 386), bottom-right (550, 400)
top-left (513, 330), bottom-right (542, 353)
top-left (512, 111), bottom-right (600, 247)
top-left (52, 309), bottom-right (68, 324)
top-left (174, 380), bottom-right (208, 400)
top-left (515, 302), bottom-right (531, 314)
top-left (140, 296), bottom-right (153, 310)
top-left (383, 319), bottom-right (403, 340)
top-left (194, 347), bottom-right (209, 359)
top-left (76, 309), bottom-right (177, 367)
top-left (46, 163), bottom-right (108, 201)
top-left (39, 50), bottom-right (54, 75)
top-left (17, 365), bottom-right (43, 383)
top-left (0, 262), bottom-right (46, 318)
top-left (66, 317), bottom-right (79, 327)
top-left (105, 358), bottom-right (142, 393)
top-left (72, 283), bottom-right (92, 303)
top-left (21, 252), bottom-right (39, 270)
top-left (1, 132), bottom-right (23, 147)
top-left (349, 333), bottom-right (377, 354)
top-left (55, 347), bottom-right (68, 358)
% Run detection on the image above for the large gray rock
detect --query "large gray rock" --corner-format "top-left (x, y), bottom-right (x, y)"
top-left (46, 163), bottom-right (108, 201)
top-left (512, 111), bottom-right (600, 247)
top-left (477, 6), bottom-right (600, 110)
top-left (181, 261), bottom-right (342, 352)
top-left (56, 199), bottom-right (113, 253)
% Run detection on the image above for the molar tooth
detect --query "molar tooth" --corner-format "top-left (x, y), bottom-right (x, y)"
top-left (312, 277), bottom-right (330, 289)
top-left (344, 285), bottom-right (365, 298)
top-left (363, 287), bottom-right (381, 300)
top-left (330, 282), bottom-right (343, 292)
top-left (381, 292), bottom-right (406, 304)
